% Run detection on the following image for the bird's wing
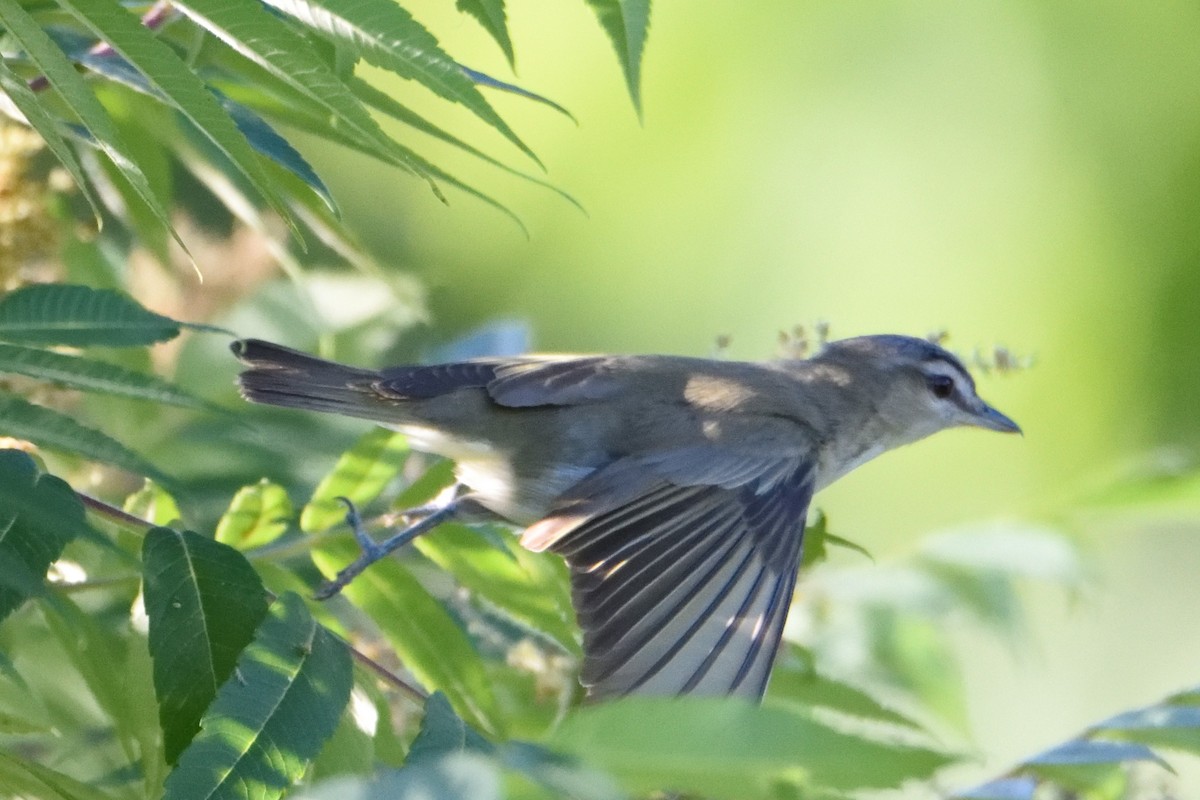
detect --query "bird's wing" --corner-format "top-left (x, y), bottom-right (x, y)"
top-left (527, 457), bottom-right (815, 700)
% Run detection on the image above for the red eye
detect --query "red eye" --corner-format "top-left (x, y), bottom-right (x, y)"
top-left (927, 374), bottom-right (954, 399)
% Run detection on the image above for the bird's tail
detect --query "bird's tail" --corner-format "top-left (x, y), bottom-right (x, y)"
top-left (232, 338), bottom-right (404, 423)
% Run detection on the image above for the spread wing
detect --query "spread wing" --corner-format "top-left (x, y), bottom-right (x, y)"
top-left (529, 458), bottom-right (815, 700)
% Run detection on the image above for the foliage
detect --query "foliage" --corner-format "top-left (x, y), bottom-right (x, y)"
top-left (0, 0), bottom-right (640, 265)
top-left (2, 3), bottom-right (1199, 799)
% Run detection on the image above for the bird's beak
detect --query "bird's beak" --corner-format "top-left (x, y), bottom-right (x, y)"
top-left (971, 402), bottom-right (1022, 434)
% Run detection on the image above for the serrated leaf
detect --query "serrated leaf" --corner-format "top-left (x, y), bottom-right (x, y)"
top-left (215, 480), bottom-right (293, 550)
top-left (0, 283), bottom-right (179, 347)
top-left (0, 57), bottom-right (103, 226)
top-left (0, 392), bottom-right (171, 484)
top-left (172, 0), bottom-right (416, 197)
top-left (585, 0), bottom-right (651, 114)
top-left (350, 76), bottom-right (582, 210)
top-left (552, 697), bottom-right (955, 797)
top-left (300, 427), bottom-right (409, 533)
top-left (263, 0), bottom-right (541, 167)
top-left (312, 539), bottom-right (502, 736)
top-left (414, 523), bottom-right (579, 654)
top-left (460, 66), bottom-right (574, 120)
top-left (0, 449), bottom-right (87, 623)
top-left (163, 592), bottom-right (352, 800)
top-left (142, 527), bottom-right (270, 764)
top-left (0, 0), bottom-right (186, 258)
top-left (0, 342), bottom-right (211, 410)
top-left (54, 0), bottom-right (302, 242)
top-left (456, 0), bottom-right (513, 66)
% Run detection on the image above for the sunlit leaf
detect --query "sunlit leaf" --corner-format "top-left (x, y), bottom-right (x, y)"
top-left (215, 480), bottom-right (293, 550)
top-left (415, 523), bottom-right (579, 654)
top-left (312, 539), bottom-right (502, 736)
top-left (0, 751), bottom-right (112, 800)
top-left (163, 592), bottom-right (352, 800)
top-left (585, 0), bottom-right (651, 114)
top-left (0, 392), bottom-right (171, 484)
top-left (456, 0), bottom-right (513, 67)
top-left (124, 480), bottom-right (184, 527)
top-left (142, 527), bottom-right (269, 764)
top-left (300, 427), bottom-right (408, 533)
top-left (263, 0), bottom-right (541, 167)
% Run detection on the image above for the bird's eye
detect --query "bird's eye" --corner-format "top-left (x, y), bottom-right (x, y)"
top-left (927, 374), bottom-right (954, 399)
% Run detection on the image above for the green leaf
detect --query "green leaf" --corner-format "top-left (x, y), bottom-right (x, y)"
top-left (163, 592), bottom-right (353, 800)
top-left (0, 283), bottom-right (179, 347)
top-left (0, 342), bottom-right (211, 410)
top-left (0, 392), bottom-right (171, 485)
top-left (300, 427), bottom-right (409, 533)
top-left (0, 751), bottom-right (113, 800)
top-left (263, 0), bottom-right (541, 167)
top-left (0, 0), bottom-right (184, 257)
top-left (585, 0), bottom-right (651, 114)
top-left (801, 511), bottom-right (872, 569)
top-left (0, 58), bottom-right (102, 226)
top-left (124, 480), bottom-right (184, 527)
top-left (172, 0), bottom-right (423, 195)
top-left (456, 0), bottom-right (513, 67)
top-left (294, 753), bottom-right (504, 800)
top-left (142, 527), bottom-right (270, 764)
top-left (0, 449), bottom-right (87, 623)
top-left (349, 76), bottom-right (582, 210)
top-left (766, 646), bottom-right (921, 730)
top-left (410, 691), bottom-right (495, 762)
top-left (552, 697), bottom-right (955, 797)
top-left (415, 523), bottom-right (579, 654)
top-left (215, 480), bottom-right (293, 550)
top-left (312, 539), bottom-right (502, 736)
top-left (54, 0), bottom-right (302, 241)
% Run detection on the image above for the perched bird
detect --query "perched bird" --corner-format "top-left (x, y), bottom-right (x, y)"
top-left (232, 334), bottom-right (1019, 701)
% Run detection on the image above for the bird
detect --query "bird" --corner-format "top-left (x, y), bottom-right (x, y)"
top-left (232, 334), bottom-right (1020, 701)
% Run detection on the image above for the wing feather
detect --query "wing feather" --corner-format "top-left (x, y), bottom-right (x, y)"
top-left (544, 461), bottom-right (815, 700)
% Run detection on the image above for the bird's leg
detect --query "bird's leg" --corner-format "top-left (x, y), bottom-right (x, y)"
top-left (314, 486), bottom-right (462, 601)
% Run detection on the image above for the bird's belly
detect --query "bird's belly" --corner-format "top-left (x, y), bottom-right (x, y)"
top-left (398, 424), bottom-right (591, 525)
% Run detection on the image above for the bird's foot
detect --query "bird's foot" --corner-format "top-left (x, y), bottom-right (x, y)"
top-left (314, 494), bottom-right (460, 600)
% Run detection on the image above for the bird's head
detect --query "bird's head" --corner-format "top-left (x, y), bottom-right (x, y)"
top-left (815, 335), bottom-right (1021, 446)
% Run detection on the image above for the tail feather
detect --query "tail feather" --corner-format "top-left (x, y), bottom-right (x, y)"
top-left (232, 338), bottom-right (404, 423)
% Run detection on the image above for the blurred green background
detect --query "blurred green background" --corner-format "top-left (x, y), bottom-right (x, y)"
top-left (213, 0), bottom-right (1200, 789)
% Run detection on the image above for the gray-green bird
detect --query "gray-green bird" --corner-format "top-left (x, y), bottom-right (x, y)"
top-left (232, 334), bottom-right (1019, 701)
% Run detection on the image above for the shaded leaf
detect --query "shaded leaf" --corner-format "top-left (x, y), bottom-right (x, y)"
top-left (553, 697), bottom-right (955, 797)
top-left (300, 427), bottom-right (408, 533)
top-left (163, 592), bottom-right (353, 800)
top-left (953, 776), bottom-right (1037, 800)
top-left (0, 342), bottom-right (211, 410)
top-left (263, 0), bottom-right (540, 166)
top-left (312, 539), bottom-right (502, 736)
top-left (766, 646), bottom-right (920, 730)
top-left (409, 691), bottom-right (495, 762)
top-left (0, 283), bottom-right (179, 347)
top-left (0, 392), bottom-right (171, 484)
top-left (215, 480), bottom-right (293, 550)
top-left (0, 449), bottom-right (87, 623)
top-left (142, 527), bottom-right (269, 764)
top-left (294, 753), bottom-right (503, 800)
top-left (585, 0), bottom-right (651, 114)
top-left (460, 65), bottom-right (574, 120)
